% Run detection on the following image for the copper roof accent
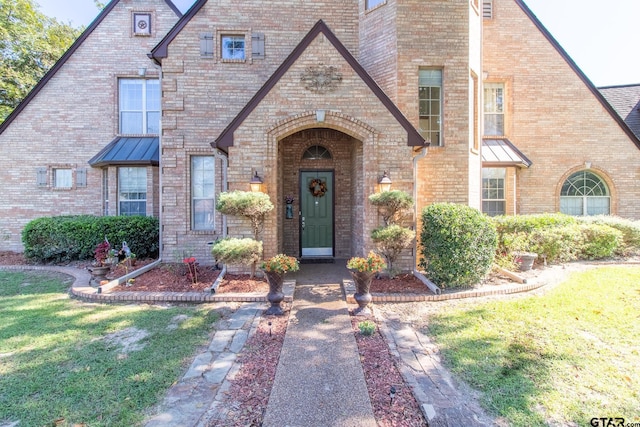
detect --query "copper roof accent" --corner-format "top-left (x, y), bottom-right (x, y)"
top-left (599, 84), bottom-right (640, 141)
top-left (89, 136), bottom-right (159, 167)
top-left (482, 138), bottom-right (532, 168)
top-left (0, 0), bottom-right (181, 135)
top-left (211, 20), bottom-right (426, 149)
top-left (514, 0), bottom-right (640, 151)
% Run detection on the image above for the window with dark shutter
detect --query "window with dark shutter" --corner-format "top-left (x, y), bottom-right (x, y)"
top-left (200, 32), bottom-right (214, 57)
top-left (252, 33), bottom-right (265, 60)
top-left (37, 167), bottom-right (48, 187)
top-left (483, 0), bottom-right (493, 19)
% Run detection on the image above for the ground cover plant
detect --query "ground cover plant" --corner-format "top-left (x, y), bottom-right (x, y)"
top-left (0, 270), bottom-right (219, 427)
top-left (425, 266), bottom-right (640, 426)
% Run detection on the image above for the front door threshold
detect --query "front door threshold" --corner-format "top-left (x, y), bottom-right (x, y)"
top-left (300, 256), bottom-right (335, 264)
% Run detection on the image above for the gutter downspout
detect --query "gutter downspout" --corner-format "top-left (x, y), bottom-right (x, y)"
top-left (412, 147), bottom-right (428, 268)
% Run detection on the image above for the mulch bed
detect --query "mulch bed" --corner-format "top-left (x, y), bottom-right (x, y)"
top-left (371, 273), bottom-right (431, 294)
top-left (352, 316), bottom-right (427, 426)
top-left (207, 315), bottom-right (288, 426)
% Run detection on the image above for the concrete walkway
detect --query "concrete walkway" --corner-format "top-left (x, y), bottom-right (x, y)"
top-left (262, 263), bottom-right (376, 426)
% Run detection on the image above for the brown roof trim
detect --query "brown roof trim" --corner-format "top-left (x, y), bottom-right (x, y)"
top-left (213, 20), bottom-right (426, 149)
top-left (514, 0), bottom-right (640, 151)
top-left (0, 0), bottom-right (182, 135)
top-left (150, 0), bottom-right (208, 62)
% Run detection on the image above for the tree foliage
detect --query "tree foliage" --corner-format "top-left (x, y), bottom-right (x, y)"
top-left (371, 224), bottom-right (416, 278)
top-left (0, 0), bottom-right (84, 122)
top-left (216, 191), bottom-right (274, 240)
top-left (369, 190), bottom-right (414, 226)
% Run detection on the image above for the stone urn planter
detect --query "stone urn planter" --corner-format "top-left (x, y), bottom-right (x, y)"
top-left (89, 265), bottom-right (111, 286)
top-left (514, 252), bottom-right (538, 271)
top-left (264, 271), bottom-right (285, 315)
top-left (349, 270), bottom-right (375, 316)
top-left (260, 254), bottom-right (299, 316)
top-left (346, 251), bottom-right (386, 316)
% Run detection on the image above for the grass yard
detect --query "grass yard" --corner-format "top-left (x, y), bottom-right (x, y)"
top-left (427, 266), bottom-right (640, 426)
top-left (0, 270), bottom-right (219, 427)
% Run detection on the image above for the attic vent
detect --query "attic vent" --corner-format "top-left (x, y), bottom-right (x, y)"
top-left (483, 0), bottom-right (493, 19)
top-left (133, 13), bottom-right (151, 35)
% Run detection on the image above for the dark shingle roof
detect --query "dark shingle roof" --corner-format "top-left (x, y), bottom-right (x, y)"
top-left (599, 84), bottom-right (640, 140)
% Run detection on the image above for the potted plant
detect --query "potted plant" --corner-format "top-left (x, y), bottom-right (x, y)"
top-left (346, 251), bottom-right (386, 315)
top-left (89, 239), bottom-right (112, 286)
top-left (260, 254), bottom-right (299, 315)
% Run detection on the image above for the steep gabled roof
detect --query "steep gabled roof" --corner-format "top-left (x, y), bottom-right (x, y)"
top-left (213, 20), bottom-right (426, 149)
top-left (150, 0), bottom-right (208, 62)
top-left (599, 84), bottom-right (640, 141)
top-left (0, 0), bottom-right (182, 135)
top-left (515, 0), bottom-right (640, 151)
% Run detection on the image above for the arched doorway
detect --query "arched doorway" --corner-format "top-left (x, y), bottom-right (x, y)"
top-left (279, 128), bottom-right (362, 260)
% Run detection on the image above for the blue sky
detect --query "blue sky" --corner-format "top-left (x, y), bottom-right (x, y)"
top-left (35, 0), bottom-right (639, 87)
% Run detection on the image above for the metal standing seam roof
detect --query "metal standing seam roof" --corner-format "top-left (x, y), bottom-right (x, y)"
top-left (89, 136), bottom-right (159, 167)
top-left (482, 138), bottom-right (532, 167)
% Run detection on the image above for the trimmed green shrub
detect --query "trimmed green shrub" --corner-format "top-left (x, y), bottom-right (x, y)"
top-left (420, 203), bottom-right (497, 288)
top-left (492, 213), bottom-right (578, 234)
top-left (577, 215), bottom-right (640, 256)
top-left (22, 215), bottom-right (159, 264)
top-left (368, 190), bottom-right (414, 226)
top-left (527, 225), bottom-right (583, 263)
top-left (578, 223), bottom-right (622, 260)
top-left (371, 224), bottom-right (415, 278)
top-left (210, 237), bottom-right (263, 278)
top-left (216, 191), bottom-right (274, 240)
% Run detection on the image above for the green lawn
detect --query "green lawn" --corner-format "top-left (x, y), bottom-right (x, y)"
top-left (0, 270), bottom-right (219, 427)
top-left (427, 266), bottom-right (640, 426)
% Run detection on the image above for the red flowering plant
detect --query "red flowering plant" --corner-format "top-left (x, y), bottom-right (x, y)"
top-left (260, 254), bottom-right (300, 274)
top-left (183, 257), bottom-right (198, 284)
top-left (93, 240), bottom-right (111, 266)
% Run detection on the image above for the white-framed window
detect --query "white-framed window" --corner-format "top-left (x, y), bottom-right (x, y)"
top-left (191, 156), bottom-right (215, 230)
top-left (484, 82), bottom-right (504, 136)
top-left (482, 168), bottom-right (506, 216)
top-left (119, 79), bottom-right (160, 135)
top-left (560, 170), bottom-right (610, 216)
top-left (366, 0), bottom-right (386, 10)
top-left (53, 168), bottom-right (73, 188)
top-left (133, 13), bottom-right (151, 35)
top-left (119, 167), bottom-right (147, 216)
top-left (419, 69), bottom-right (443, 146)
top-left (221, 35), bottom-right (245, 60)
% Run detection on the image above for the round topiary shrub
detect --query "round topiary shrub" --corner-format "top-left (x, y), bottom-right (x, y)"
top-left (420, 203), bottom-right (497, 289)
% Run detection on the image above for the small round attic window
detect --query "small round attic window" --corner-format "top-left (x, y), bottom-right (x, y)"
top-left (302, 145), bottom-right (332, 160)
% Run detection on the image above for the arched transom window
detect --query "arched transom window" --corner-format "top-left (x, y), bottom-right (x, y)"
top-left (560, 170), bottom-right (610, 216)
top-left (302, 145), bottom-right (332, 160)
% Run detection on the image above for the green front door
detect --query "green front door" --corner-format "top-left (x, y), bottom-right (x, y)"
top-left (300, 171), bottom-right (333, 257)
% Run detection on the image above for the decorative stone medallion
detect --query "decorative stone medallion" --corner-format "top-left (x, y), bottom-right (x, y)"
top-left (301, 65), bottom-right (343, 93)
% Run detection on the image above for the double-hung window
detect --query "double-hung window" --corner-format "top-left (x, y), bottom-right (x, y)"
top-left (119, 167), bottom-right (147, 216)
top-left (484, 82), bottom-right (504, 136)
top-left (53, 168), bottom-right (73, 188)
top-left (419, 69), bottom-right (443, 146)
top-left (482, 168), bottom-right (506, 216)
top-left (221, 35), bottom-right (245, 60)
top-left (119, 79), bottom-right (160, 134)
top-left (191, 156), bottom-right (215, 230)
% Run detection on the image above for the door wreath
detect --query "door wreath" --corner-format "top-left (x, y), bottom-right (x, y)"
top-left (308, 178), bottom-right (327, 198)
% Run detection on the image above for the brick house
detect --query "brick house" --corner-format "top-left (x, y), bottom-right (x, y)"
top-left (1, 0), bottom-right (639, 270)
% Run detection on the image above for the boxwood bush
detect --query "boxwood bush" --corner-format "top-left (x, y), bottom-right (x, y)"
top-left (22, 215), bottom-right (159, 264)
top-left (420, 203), bottom-right (497, 288)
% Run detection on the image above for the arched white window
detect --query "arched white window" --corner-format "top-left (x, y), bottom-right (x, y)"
top-left (302, 145), bottom-right (332, 160)
top-left (560, 171), bottom-right (610, 216)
